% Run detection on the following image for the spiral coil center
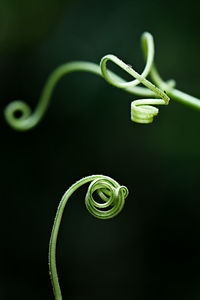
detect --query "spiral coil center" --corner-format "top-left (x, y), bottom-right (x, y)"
top-left (85, 178), bottom-right (128, 219)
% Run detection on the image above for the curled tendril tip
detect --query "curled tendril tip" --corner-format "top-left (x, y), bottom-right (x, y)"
top-left (49, 175), bottom-right (128, 300)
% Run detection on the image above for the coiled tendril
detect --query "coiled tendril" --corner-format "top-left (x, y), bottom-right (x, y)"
top-left (4, 32), bottom-right (200, 130)
top-left (49, 175), bottom-right (128, 300)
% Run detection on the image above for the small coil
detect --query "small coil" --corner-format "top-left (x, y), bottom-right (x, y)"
top-left (85, 177), bottom-right (128, 219)
top-left (4, 100), bottom-right (33, 131)
top-left (131, 98), bottom-right (165, 124)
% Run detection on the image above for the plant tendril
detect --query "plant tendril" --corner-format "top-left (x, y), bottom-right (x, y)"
top-left (4, 32), bottom-right (200, 130)
top-left (49, 175), bottom-right (128, 300)
top-left (100, 41), bottom-right (169, 123)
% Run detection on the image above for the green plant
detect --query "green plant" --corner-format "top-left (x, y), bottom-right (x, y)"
top-left (4, 32), bottom-right (200, 131)
top-left (4, 32), bottom-right (199, 300)
top-left (49, 175), bottom-right (128, 300)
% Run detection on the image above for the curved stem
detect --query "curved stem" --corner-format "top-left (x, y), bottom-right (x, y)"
top-left (34, 63), bottom-right (100, 124)
top-left (49, 175), bottom-right (128, 300)
top-left (49, 175), bottom-right (97, 300)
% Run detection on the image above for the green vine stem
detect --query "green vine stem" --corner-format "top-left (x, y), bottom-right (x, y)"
top-left (49, 175), bottom-right (128, 300)
top-left (4, 32), bottom-right (200, 130)
top-left (148, 61), bottom-right (200, 110)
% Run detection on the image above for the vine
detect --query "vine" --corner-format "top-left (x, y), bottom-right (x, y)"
top-left (4, 32), bottom-right (200, 130)
top-left (49, 175), bottom-right (128, 300)
top-left (4, 29), bottom-right (200, 299)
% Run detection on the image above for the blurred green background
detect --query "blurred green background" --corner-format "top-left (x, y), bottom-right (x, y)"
top-left (1, 0), bottom-right (200, 299)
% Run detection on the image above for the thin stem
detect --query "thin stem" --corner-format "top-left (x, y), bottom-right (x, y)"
top-left (49, 175), bottom-right (128, 300)
top-left (168, 89), bottom-right (200, 110)
top-left (149, 63), bottom-right (200, 110)
top-left (49, 175), bottom-right (97, 300)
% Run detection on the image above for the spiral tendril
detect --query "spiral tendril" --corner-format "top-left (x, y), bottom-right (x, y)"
top-left (49, 175), bottom-right (128, 300)
top-left (4, 100), bottom-right (34, 130)
top-left (4, 32), bottom-right (200, 130)
top-left (85, 178), bottom-right (128, 219)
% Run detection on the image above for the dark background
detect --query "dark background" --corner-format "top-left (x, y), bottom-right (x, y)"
top-left (1, 0), bottom-right (200, 299)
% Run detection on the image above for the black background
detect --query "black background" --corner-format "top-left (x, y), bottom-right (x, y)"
top-left (1, 0), bottom-right (200, 299)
